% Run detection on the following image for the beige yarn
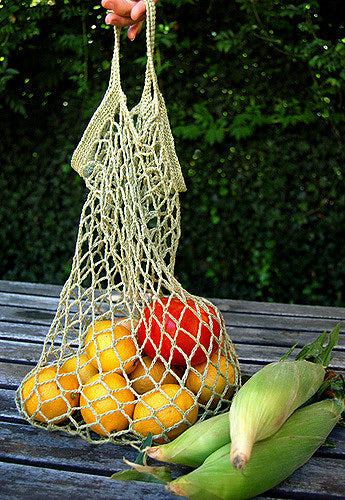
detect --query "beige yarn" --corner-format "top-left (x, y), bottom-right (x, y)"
top-left (16, 0), bottom-right (240, 445)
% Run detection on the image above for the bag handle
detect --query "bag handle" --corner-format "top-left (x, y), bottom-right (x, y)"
top-left (110, 0), bottom-right (158, 97)
top-left (110, 0), bottom-right (186, 192)
top-left (72, 0), bottom-right (186, 192)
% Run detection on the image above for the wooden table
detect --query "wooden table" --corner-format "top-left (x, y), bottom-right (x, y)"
top-left (1, 280), bottom-right (344, 499)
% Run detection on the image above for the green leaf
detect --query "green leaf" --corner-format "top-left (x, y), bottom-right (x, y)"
top-left (322, 438), bottom-right (336, 448)
top-left (325, 373), bottom-right (345, 402)
top-left (173, 124), bottom-right (202, 140)
top-left (295, 324), bottom-right (341, 366)
top-left (134, 432), bottom-right (153, 465)
top-left (110, 434), bottom-right (171, 485)
top-left (279, 343), bottom-right (298, 361)
top-left (111, 459), bottom-right (172, 485)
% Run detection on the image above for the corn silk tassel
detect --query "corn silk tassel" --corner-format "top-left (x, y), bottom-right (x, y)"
top-left (146, 412), bottom-right (229, 467)
top-left (166, 398), bottom-right (344, 500)
top-left (229, 324), bottom-right (340, 470)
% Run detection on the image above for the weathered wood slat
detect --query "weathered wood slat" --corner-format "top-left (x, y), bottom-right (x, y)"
top-left (2, 339), bottom-right (344, 372)
top-left (1, 290), bottom-right (344, 322)
top-left (0, 421), bottom-right (188, 475)
top-left (0, 420), bottom-right (344, 475)
top-left (0, 359), bottom-right (263, 390)
top-left (2, 303), bottom-right (345, 348)
top-left (2, 290), bottom-right (345, 330)
top-left (0, 461), bottom-right (176, 499)
top-left (0, 281), bottom-right (62, 298)
top-left (229, 326), bottom-right (345, 348)
top-left (0, 389), bottom-right (25, 422)
top-left (272, 456), bottom-right (345, 498)
top-left (0, 362), bottom-right (33, 389)
top-left (318, 426), bottom-right (345, 458)
top-left (234, 343), bottom-right (345, 369)
top-left (0, 450), bottom-right (344, 498)
top-left (0, 322), bottom-right (49, 342)
top-left (2, 391), bottom-right (345, 458)
top-left (0, 340), bottom-right (46, 365)
top-left (223, 313), bottom-right (345, 336)
top-left (0, 362), bottom-right (265, 404)
top-left (0, 305), bottom-right (57, 325)
top-left (212, 297), bottom-right (345, 319)
top-left (2, 319), bottom-right (345, 354)
top-left (0, 360), bottom-right (267, 391)
top-left (0, 291), bottom-right (114, 311)
top-left (0, 292), bottom-right (60, 310)
top-left (2, 280), bottom-right (345, 320)
top-left (0, 421), bottom-right (143, 472)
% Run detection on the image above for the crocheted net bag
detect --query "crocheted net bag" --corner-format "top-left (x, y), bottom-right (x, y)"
top-left (16, 0), bottom-right (240, 445)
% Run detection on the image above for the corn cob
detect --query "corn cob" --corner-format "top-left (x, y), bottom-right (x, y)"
top-left (229, 324), bottom-right (341, 470)
top-left (147, 328), bottom-right (338, 468)
top-left (146, 412), bottom-right (230, 467)
top-left (166, 398), bottom-right (343, 500)
top-left (229, 358), bottom-right (325, 469)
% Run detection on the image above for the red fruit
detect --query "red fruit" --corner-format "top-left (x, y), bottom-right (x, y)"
top-left (137, 297), bottom-right (221, 366)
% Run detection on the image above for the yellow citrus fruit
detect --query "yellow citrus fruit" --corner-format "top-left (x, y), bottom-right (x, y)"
top-left (185, 351), bottom-right (235, 407)
top-left (85, 319), bottom-right (138, 374)
top-left (61, 353), bottom-right (99, 385)
top-left (80, 372), bottom-right (135, 436)
top-left (132, 383), bottom-right (198, 443)
top-left (21, 366), bottom-right (79, 424)
top-left (129, 356), bottom-right (181, 394)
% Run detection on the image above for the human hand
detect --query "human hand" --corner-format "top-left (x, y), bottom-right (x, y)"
top-left (101, 0), bottom-right (159, 40)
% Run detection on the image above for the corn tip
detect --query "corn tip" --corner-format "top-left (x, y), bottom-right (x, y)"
top-left (165, 483), bottom-right (184, 497)
top-left (231, 451), bottom-right (248, 470)
top-left (145, 446), bottom-right (162, 460)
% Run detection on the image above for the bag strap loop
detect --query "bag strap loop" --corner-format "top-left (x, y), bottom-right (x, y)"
top-left (111, 0), bottom-right (158, 97)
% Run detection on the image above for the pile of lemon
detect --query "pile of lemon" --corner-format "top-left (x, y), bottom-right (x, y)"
top-left (21, 318), bottom-right (235, 443)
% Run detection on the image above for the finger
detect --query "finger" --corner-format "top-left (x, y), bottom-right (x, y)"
top-left (127, 21), bottom-right (143, 40)
top-left (130, 0), bottom-right (146, 21)
top-left (131, 0), bottom-right (159, 20)
top-left (105, 12), bottom-right (137, 27)
top-left (102, 0), bottom-right (138, 19)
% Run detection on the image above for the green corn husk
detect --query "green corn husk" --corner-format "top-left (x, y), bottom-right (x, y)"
top-left (167, 398), bottom-right (344, 500)
top-left (229, 359), bottom-right (325, 469)
top-left (146, 412), bottom-right (230, 467)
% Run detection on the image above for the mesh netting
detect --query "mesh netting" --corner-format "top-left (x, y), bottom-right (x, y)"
top-left (16, 0), bottom-right (240, 445)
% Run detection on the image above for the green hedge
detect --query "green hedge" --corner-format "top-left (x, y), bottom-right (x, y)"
top-left (1, 0), bottom-right (345, 305)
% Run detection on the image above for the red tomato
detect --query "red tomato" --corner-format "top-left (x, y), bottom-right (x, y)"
top-left (137, 297), bottom-right (221, 366)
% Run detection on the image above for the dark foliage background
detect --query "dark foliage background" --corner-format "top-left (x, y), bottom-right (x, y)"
top-left (1, 0), bottom-right (345, 305)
